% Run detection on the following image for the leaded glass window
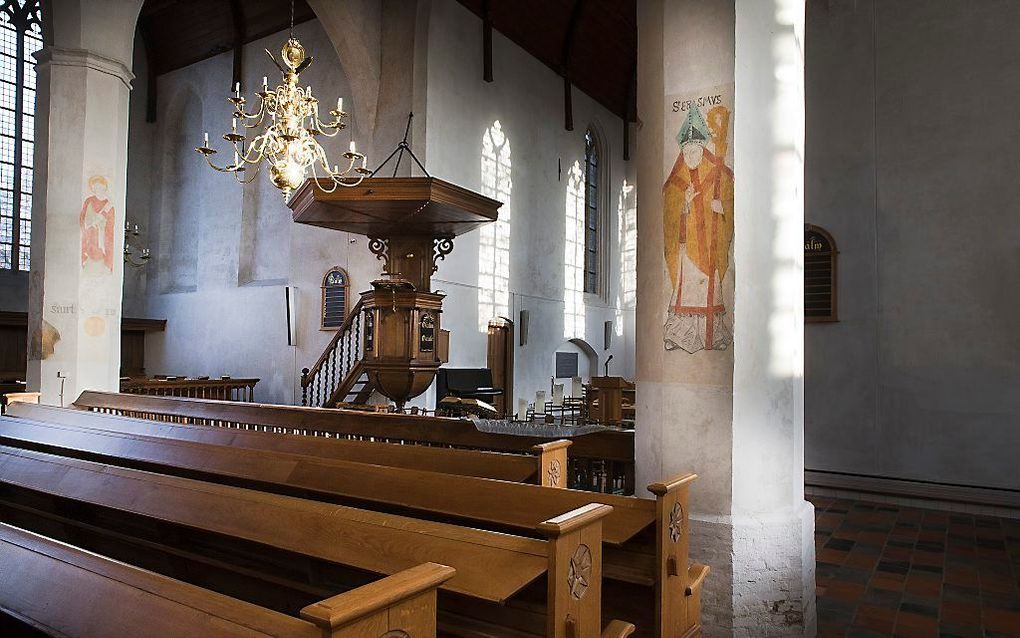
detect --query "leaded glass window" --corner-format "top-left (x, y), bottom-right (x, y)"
top-left (583, 129), bottom-right (600, 295)
top-left (0, 0), bottom-right (41, 271)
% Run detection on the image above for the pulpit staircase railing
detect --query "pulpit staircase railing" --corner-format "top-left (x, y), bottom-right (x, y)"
top-left (300, 299), bottom-right (374, 407)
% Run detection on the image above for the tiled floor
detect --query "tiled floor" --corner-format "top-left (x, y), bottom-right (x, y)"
top-left (811, 494), bottom-right (1020, 637)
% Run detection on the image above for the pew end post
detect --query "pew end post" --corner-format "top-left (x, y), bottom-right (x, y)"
top-left (537, 503), bottom-right (620, 638)
top-left (647, 473), bottom-right (706, 638)
top-left (299, 562), bottom-right (456, 638)
top-left (532, 439), bottom-right (572, 488)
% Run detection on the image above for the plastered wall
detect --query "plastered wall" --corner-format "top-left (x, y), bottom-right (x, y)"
top-left (119, 2), bottom-right (636, 407)
top-left (805, 0), bottom-right (1020, 491)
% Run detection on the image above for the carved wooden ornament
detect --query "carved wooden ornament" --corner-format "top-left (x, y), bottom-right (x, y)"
top-left (567, 544), bottom-right (592, 599)
top-left (668, 502), bottom-right (684, 543)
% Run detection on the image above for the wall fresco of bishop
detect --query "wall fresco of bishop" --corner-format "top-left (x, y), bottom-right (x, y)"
top-left (662, 87), bottom-right (735, 353)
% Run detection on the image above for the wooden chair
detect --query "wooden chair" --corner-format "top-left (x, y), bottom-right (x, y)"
top-left (0, 443), bottom-right (634, 638)
top-left (54, 397), bottom-right (573, 488)
top-left (0, 410), bottom-right (705, 637)
top-left (0, 522), bottom-right (453, 638)
top-left (73, 390), bottom-right (633, 492)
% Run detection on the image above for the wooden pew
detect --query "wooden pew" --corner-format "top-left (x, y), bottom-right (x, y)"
top-left (0, 410), bottom-right (705, 637)
top-left (73, 390), bottom-right (631, 492)
top-left (0, 443), bottom-right (632, 638)
top-left (0, 522), bottom-right (453, 638)
top-left (47, 398), bottom-right (572, 488)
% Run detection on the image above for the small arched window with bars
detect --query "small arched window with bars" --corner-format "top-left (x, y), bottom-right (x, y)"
top-left (805, 224), bottom-right (838, 322)
top-left (321, 267), bottom-right (350, 329)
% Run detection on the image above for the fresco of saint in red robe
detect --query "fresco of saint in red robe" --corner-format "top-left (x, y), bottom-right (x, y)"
top-left (80, 175), bottom-right (115, 273)
top-left (662, 104), bottom-right (734, 353)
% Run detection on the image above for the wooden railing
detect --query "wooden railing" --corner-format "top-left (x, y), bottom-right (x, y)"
top-left (301, 299), bottom-right (365, 407)
top-left (119, 377), bottom-right (259, 401)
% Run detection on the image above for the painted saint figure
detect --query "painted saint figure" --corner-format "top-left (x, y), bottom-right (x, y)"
top-left (662, 104), bottom-right (734, 353)
top-left (79, 175), bottom-right (115, 273)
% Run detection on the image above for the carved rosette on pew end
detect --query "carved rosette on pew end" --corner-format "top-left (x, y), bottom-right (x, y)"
top-left (290, 176), bottom-right (502, 408)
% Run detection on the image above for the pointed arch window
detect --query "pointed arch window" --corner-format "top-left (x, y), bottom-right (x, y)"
top-left (0, 0), bottom-right (41, 271)
top-left (478, 120), bottom-right (512, 332)
top-left (583, 129), bottom-right (601, 294)
top-left (321, 267), bottom-right (350, 329)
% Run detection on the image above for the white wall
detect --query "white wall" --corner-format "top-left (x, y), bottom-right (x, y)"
top-left (122, 2), bottom-right (637, 408)
top-left (805, 0), bottom-right (1020, 491)
top-left (423, 0), bottom-right (637, 408)
top-left (124, 19), bottom-right (376, 404)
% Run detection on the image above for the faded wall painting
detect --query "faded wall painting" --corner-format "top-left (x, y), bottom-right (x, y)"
top-left (662, 86), bottom-right (735, 353)
top-left (79, 175), bottom-right (115, 274)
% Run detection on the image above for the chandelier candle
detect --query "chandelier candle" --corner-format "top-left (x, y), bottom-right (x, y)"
top-left (195, 37), bottom-right (370, 198)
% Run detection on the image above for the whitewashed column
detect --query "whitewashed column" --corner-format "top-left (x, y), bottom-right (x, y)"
top-left (26, 0), bottom-right (141, 405)
top-left (635, 0), bottom-right (813, 635)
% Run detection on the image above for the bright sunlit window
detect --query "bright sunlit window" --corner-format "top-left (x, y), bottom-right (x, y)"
top-left (0, 0), bottom-right (41, 271)
top-left (615, 178), bottom-right (636, 335)
top-left (478, 120), bottom-right (512, 332)
top-left (564, 160), bottom-right (585, 339)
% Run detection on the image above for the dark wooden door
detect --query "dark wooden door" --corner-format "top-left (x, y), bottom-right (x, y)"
top-left (486, 318), bottom-right (513, 418)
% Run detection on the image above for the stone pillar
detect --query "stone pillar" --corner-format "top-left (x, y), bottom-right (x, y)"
top-left (635, 1), bottom-right (813, 636)
top-left (26, 0), bottom-right (141, 405)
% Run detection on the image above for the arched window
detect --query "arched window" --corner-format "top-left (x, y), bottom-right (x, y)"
top-left (0, 0), bottom-right (42, 271)
top-left (583, 129), bottom-right (601, 294)
top-left (804, 225), bottom-right (838, 322)
top-left (321, 267), bottom-right (350, 329)
top-left (564, 160), bottom-right (585, 339)
top-left (478, 120), bottom-right (512, 332)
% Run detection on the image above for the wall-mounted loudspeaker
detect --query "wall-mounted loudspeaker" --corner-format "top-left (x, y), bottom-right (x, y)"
top-left (519, 309), bottom-right (529, 346)
top-left (604, 320), bottom-right (613, 350)
top-left (285, 286), bottom-right (298, 346)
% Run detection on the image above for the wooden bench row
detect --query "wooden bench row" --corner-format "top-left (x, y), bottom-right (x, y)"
top-left (2, 401), bottom-right (707, 637)
top-left (73, 390), bottom-right (635, 493)
top-left (0, 522), bottom-right (453, 638)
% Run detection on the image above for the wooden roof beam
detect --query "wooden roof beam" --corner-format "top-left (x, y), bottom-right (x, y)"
top-left (229, 0), bottom-right (245, 91)
top-left (482, 0), bottom-right (493, 82)
top-left (560, 0), bottom-right (586, 131)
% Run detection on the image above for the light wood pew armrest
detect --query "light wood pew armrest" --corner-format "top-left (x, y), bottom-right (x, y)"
top-left (531, 439), bottom-right (573, 454)
top-left (299, 562), bottom-right (455, 633)
top-left (602, 619), bottom-right (637, 638)
top-left (532, 439), bottom-right (572, 488)
top-left (646, 472), bottom-right (698, 496)
top-left (536, 502), bottom-right (613, 537)
top-left (685, 563), bottom-right (709, 596)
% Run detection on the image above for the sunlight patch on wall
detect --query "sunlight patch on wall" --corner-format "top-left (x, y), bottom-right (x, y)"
top-left (615, 179), bottom-right (637, 335)
top-left (478, 120), bottom-right (512, 332)
top-left (564, 160), bottom-right (586, 339)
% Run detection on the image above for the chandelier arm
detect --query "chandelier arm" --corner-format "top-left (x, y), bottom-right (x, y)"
top-left (233, 160), bottom-right (263, 185)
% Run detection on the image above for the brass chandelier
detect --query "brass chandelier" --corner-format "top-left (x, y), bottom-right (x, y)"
top-left (196, 30), bottom-right (369, 198)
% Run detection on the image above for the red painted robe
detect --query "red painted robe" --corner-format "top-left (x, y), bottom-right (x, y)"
top-left (79, 195), bottom-right (115, 271)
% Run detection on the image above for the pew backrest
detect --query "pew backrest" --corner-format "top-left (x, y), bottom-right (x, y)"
top-left (73, 390), bottom-right (629, 491)
top-left (26, 399), bottom-right (574, 488)
top-left (0, 412), bottom-right (651, 545)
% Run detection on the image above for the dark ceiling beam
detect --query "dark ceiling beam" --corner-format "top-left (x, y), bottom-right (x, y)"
top-left (482, 0), bottom-right (493, 82)
top-left (229, 0), bottom-right (245, 90)
top-left (623, 64), bottom-right (635, 161)
top-left (141, 19), bottom-right (158, 123)
top-left (560, 0), bottom-right (585, 131)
